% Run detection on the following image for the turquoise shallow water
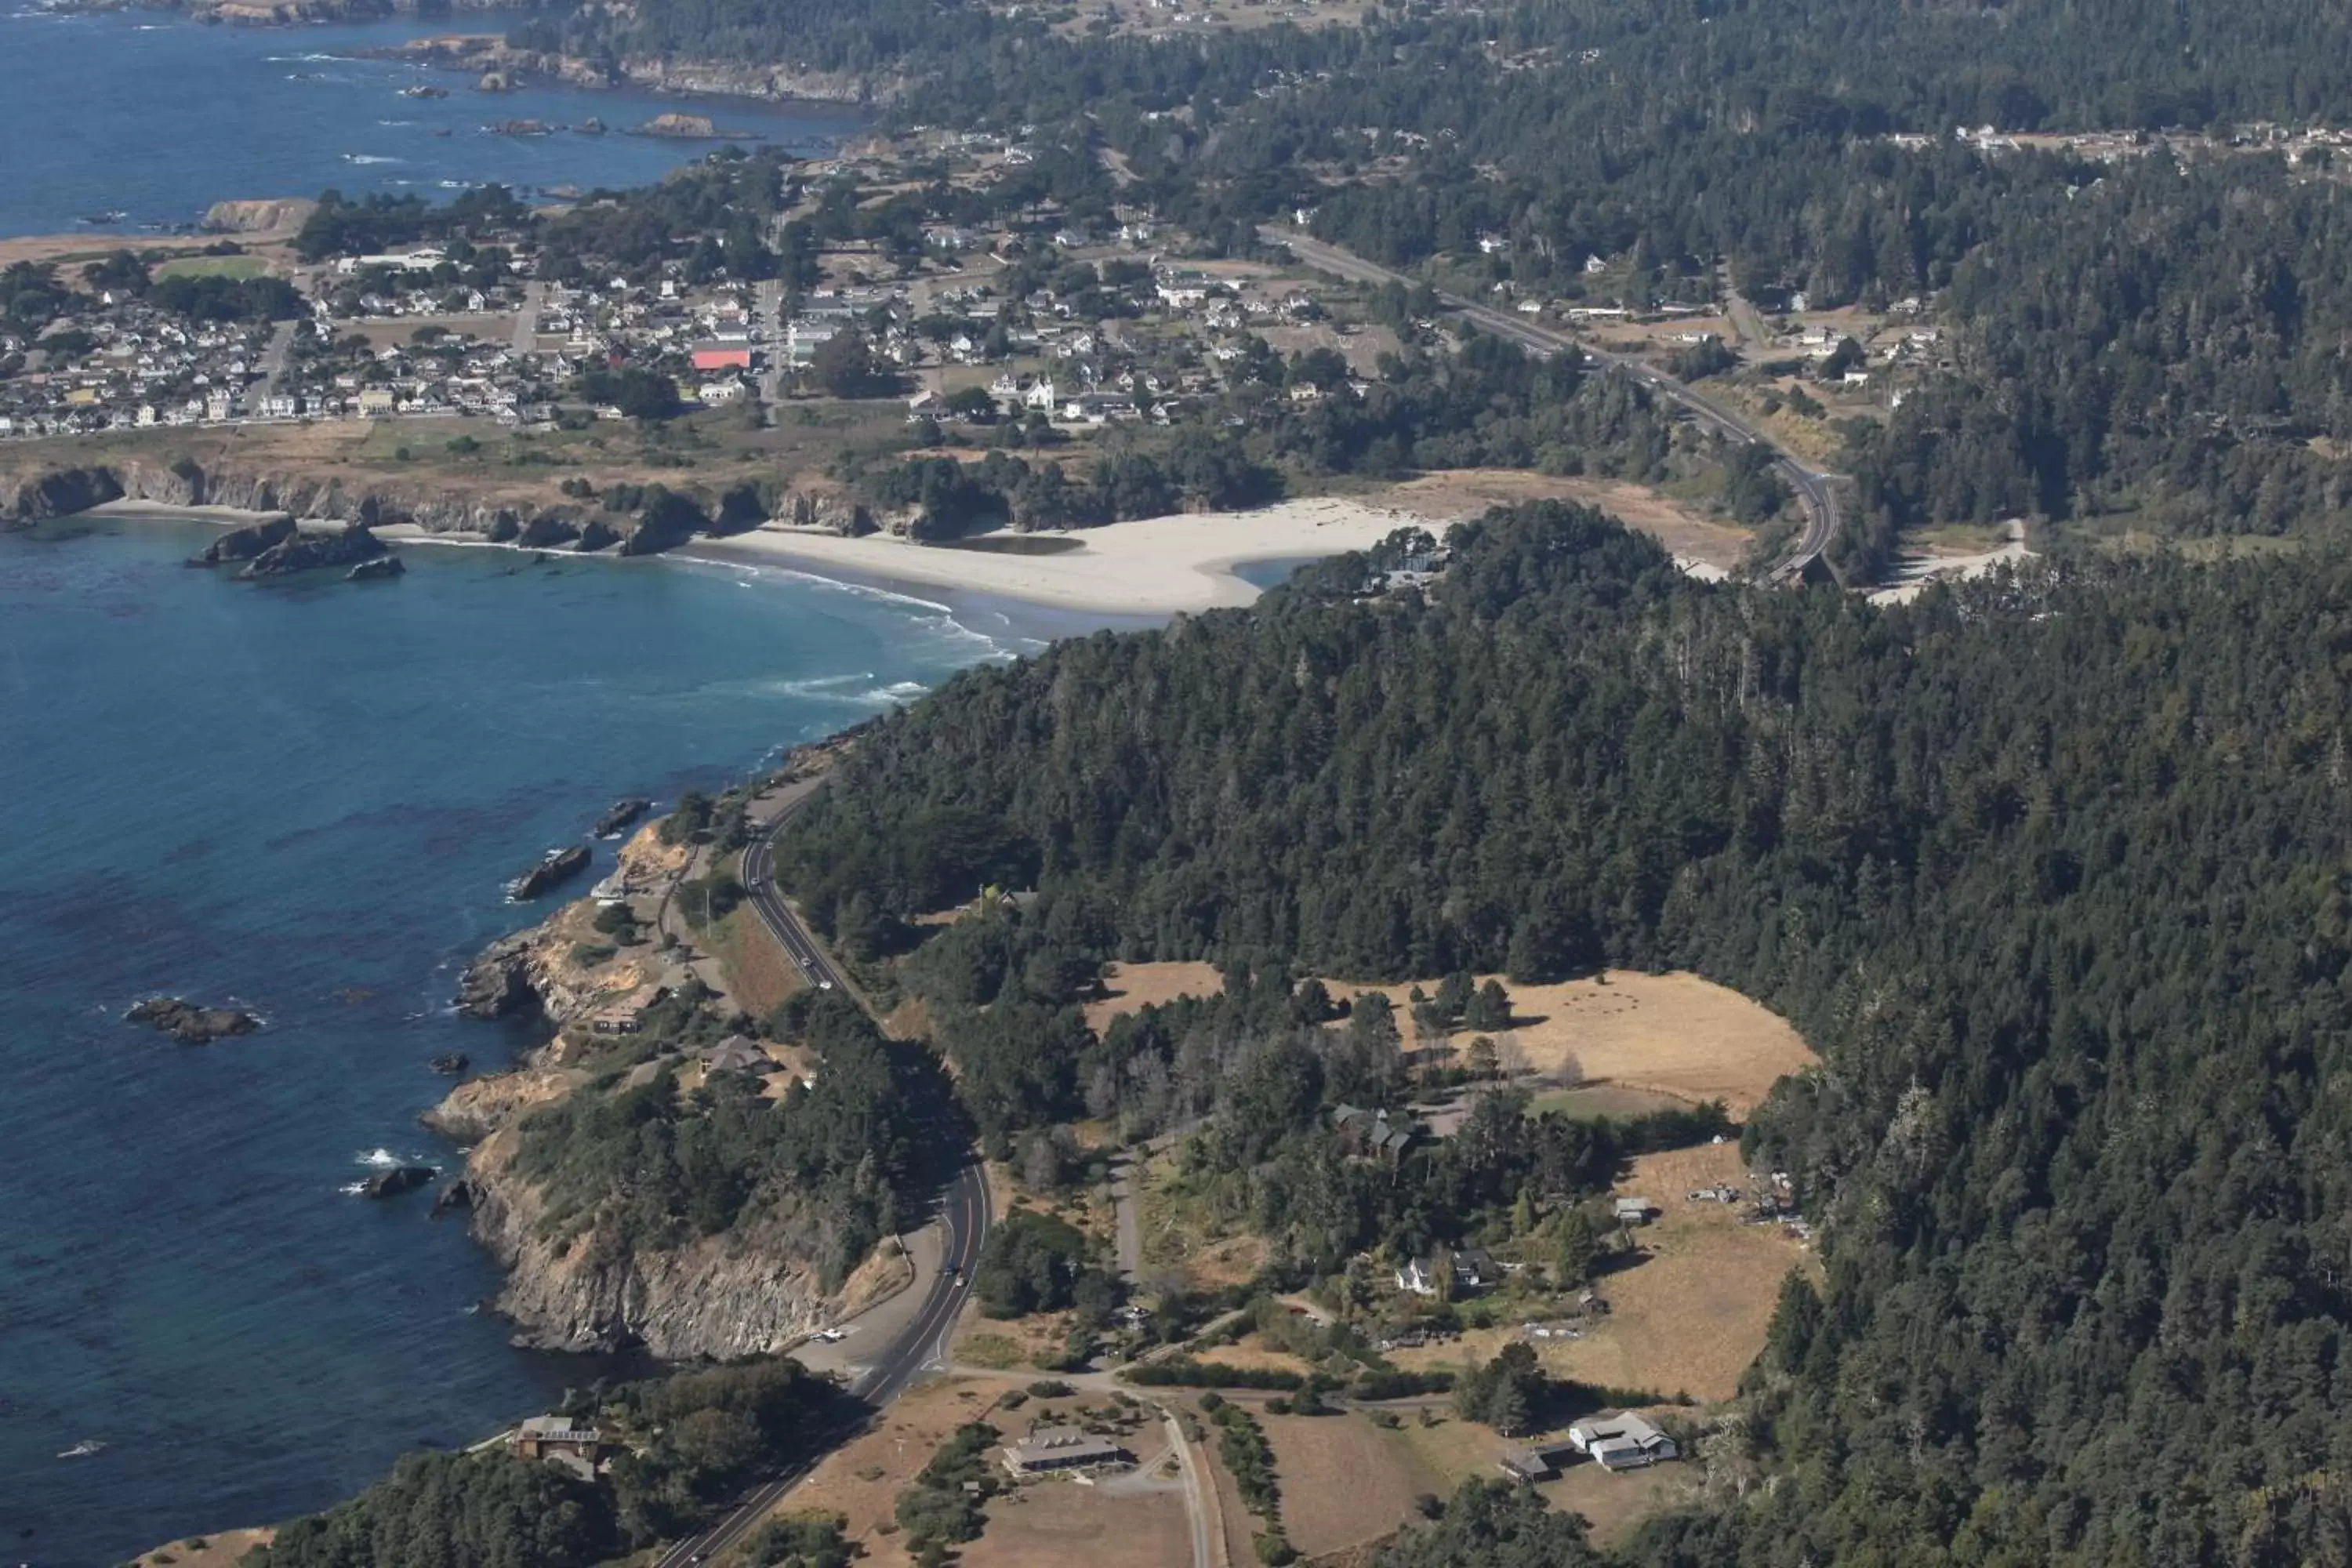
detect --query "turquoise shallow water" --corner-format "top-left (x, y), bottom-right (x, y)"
top-left (0, 517), bottom-right (1028, 1565)
top-left (0, 9), bottom-right (861, 238)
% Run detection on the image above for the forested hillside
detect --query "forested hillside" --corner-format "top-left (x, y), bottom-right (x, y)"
top-left (779, 504), bottom-right (2352, 1563)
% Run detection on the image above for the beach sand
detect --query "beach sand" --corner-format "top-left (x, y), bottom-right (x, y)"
top-left (684, 495), bottom-right (1427, 615)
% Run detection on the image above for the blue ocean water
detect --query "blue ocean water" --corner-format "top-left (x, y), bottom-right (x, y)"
top-left (0, 9), bottom-right (862, 238)
top-left (0, 517), bottom-right (1027, 1566)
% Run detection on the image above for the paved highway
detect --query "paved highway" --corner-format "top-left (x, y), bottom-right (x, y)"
top-left (1259, 227), bottom-right (1843, 581)
top-left (655, 800), bottom-right (992, 1568)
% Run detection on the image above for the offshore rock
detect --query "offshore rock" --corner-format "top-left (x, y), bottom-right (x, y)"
top-left (508, 844), bottom-right (590, 900)
top-left (194, 514), bottom-right (297, 564)
top-left (237, 524), bottom-right (387, 579)
top-left (347, 554), bottom-right (405, 582)
top-left (125, 997), bottom-right (260, 1044)
top-left (362, 1165), bottom-right (437, 1199)
top-left (591, 798), bottom-right (652, 838)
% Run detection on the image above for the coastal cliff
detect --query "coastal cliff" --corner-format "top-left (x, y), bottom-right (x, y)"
top-left (376, 34), bottom-right (889, 104)
top-left (425, 822), bottom-right (895, 1359)
top-left (0, 457), bottom-right (877, 550)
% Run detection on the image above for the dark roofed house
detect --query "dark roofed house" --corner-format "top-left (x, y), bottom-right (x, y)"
top-left (704, 1035), bottom-right (775, 1076)
top-left (1333, 1104), bottom-right (1416, 1163)
top-left (1497, 1440), bottom-right (1579, 1482)
top-left (511, 1415), bottom-right (608, 1479)
top-left (1454, 1246), bottom-right (1501, 1291)
top-left (1002, 1425), bottom-right (1132, 1476)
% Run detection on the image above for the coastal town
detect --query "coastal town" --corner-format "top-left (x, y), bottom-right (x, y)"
top-left (0, 126), bottom-right (1922, 457)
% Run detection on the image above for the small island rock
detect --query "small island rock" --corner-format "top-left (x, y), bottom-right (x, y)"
top-left (508, 844), bottom-right (590, 900)
top-left (428, 1051), bottom-right (471, 1076)
top-left (347, 555), bottom-right (405, 583)
top-left (125, 997), bottom-right (260, 1044)
top-left (363, 1165), bottom-right (438, 1199)
top-left (237, 524), bottom-right (387, 580)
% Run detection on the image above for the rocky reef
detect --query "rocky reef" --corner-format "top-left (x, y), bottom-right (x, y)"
top-left (125, 996), bottom-right (262, 1044)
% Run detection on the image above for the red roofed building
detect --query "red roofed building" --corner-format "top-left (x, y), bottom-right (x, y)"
top-left (691, 343), bottom-right (753, 372)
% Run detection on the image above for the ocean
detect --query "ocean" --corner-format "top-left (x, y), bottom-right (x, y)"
top-left (0, 516), bottom-right (1051, 1566)
top-left (0, 8), bottom-right (862, 238)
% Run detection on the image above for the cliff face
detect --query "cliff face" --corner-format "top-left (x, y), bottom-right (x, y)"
top-left (0, 456), bottom-right (873, 552)
top-left (463, 1134), bottom-right (844, 1357)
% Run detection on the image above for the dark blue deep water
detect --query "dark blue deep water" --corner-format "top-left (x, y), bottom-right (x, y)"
top-left (0, 518), bottom-right (1025, 1564)
top-left (0, 9), bottom-right (860, 238)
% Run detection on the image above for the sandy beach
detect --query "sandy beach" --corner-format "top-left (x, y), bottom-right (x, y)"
top-left (683, 496), bottom-right (1429, 615)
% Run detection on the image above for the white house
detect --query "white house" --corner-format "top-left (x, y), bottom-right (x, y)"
top-left (1395, 1256), bottom-right (1443, 1296)
top-left (1566, 1412), bottom-right (1679, 1471)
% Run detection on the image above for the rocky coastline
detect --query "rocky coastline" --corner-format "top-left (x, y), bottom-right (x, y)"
top-left (365, 34), bottom-right (890, 107)
top-left (423, 817), bottom-right (882, 1359)
top-left (0, 456), bottom-right (884, 553)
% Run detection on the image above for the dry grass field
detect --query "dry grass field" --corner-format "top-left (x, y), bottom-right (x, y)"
top-left (1259, 1411), bottom-right (1439, 1557)
top-left (1077, 962), bottom-right (1813, 1114)
top-left (1325, 967), bottom-right (1816, 1115)
top-left (1387, 1143), bottom-right (1811, 1403)
top-left (1541, 1461), bottom-right (1690, 1548)
top-left (1134, 1149), bottom-right (1271, 1290)
top-left (1083, 960), bottom-right (1227, 1034)
top-left (131, 1528), bottom-right (275, 1567)
top-left (701, 898), bottom-right (806, 1019)
top-left (1373, 469), bottom-right (1756, 570)
top-left (777, 1376), bottom-right (1016, 1564)
top-left (960, 1478), bottom-right (1195, 1568)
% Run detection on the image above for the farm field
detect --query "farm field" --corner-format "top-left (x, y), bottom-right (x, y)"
top-left (1541, 1460), bottom-right (1688, 1548)
top-left (960, 1472), bottom-right (1194, 1568)
top-left (1387, 1143), bottom-right (1811, 1402)
top-left (1257, 1410), bottom-right (1439, 1556)
top-left (1093, 962), bottom-right (1813, 1115)
top-left (1526, 1083), bottom-right (1690, 1120)
top-left (1323, 967), bottom-right (1817, 1114)
top-left (152, 254), bottom-right (273, 280)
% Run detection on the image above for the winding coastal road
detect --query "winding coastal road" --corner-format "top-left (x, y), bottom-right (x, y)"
top-left (653, 793), bottom-right (991, 1568)
top-left (1258, 226), bottom-right (1844, 581)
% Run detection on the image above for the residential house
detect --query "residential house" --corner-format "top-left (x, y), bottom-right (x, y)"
top-left (1566, 1412), bottom-right (1679, 1471)
top-left (1002, 1426), bottom-right (1131, 1477)
top-left (1334, 1104), bottom-right (1416, 1163)
top-left (511, 1415), bottom-right (608, 1480)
